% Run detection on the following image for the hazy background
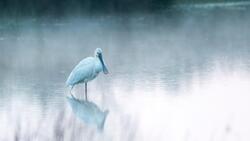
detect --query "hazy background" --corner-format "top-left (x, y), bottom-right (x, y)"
top-left (0, 0), bottom-right (250, 141)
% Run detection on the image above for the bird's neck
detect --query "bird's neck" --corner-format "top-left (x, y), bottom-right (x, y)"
top-left (94, 58), bottom-right (103, 73)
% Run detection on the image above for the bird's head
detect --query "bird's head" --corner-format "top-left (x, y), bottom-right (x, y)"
top-left (95, 48), bottom-right (109, 74)
top-left (95, 48), bottom-right (103, 57)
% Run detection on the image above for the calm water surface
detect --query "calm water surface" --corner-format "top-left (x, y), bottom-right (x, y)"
top-left (1, 4), bottom-right (250, 141)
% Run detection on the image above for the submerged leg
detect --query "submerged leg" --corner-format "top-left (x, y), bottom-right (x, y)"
top-left (85, 83), bottom-right (88, 101)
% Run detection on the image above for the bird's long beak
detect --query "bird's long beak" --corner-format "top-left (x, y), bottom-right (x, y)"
top-left (99, 54), bottom-right (109, 74)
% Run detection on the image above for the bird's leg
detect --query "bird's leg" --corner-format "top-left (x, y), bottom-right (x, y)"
top-left (85, 83), bottom-right (88, 101)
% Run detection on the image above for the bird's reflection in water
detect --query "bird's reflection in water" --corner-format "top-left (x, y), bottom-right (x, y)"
top-left (66, 95), bottom-right (109, 130)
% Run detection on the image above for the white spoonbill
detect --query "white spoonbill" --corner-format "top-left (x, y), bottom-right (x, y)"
top-left (66, 48), bottom-right (109, 100)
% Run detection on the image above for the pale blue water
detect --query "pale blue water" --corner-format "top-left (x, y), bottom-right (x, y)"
top-left (1, 4), bottom-right (250, 141)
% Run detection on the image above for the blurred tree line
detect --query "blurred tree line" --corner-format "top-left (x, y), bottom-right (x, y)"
top-left (0, 0), bottom-right (241, 16)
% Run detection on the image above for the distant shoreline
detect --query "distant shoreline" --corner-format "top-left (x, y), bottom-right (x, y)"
top-left (0, 0), bottom-right (250, 17)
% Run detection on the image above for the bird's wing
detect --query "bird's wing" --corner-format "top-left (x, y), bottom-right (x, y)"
top-left (66, 57), bottom-right (95, 86)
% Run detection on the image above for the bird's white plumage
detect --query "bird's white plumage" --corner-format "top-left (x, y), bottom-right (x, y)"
top-left (66, 57), bottom-right (102, 86)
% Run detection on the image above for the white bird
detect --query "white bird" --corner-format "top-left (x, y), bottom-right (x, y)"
top-left (66, 48), bottom-right (109, 100)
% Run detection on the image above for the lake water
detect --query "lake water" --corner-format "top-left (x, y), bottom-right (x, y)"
top-left (1, 3), bottom-right (250, 141)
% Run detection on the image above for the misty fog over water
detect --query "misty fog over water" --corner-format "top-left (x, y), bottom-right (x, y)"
top-left (1, 2), bottom-right (250, 141)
